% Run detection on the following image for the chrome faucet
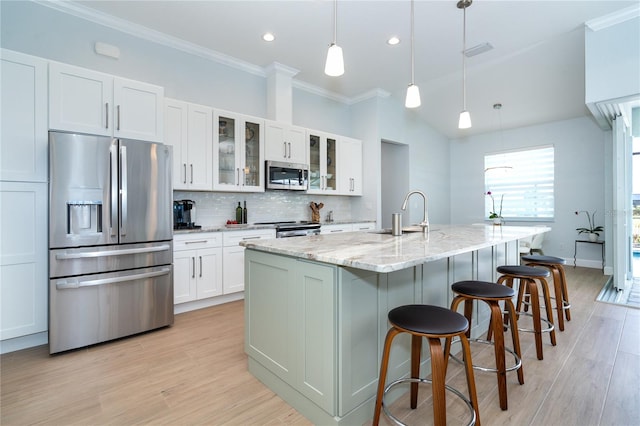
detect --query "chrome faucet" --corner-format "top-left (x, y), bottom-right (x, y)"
top-left (401, 190), bottom-right (429, 233)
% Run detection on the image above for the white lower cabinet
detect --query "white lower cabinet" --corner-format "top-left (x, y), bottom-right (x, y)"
top-left (320, 223), bottom-right (353, 234)
top-left (0, 182), bottom-right (48, 344)
top-left (351, 222), bottom-right (376, 232)
top-left (173, 233), bottom-right (223, 304)
top-left (223, 229), bottom-right (275, 294)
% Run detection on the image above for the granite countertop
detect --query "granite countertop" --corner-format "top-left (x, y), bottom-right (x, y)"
top-left (240, 224), bottom-right (550, 273)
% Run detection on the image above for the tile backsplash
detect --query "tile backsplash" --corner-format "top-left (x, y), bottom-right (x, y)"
top-left (174, 191), bottom-right (357, 226)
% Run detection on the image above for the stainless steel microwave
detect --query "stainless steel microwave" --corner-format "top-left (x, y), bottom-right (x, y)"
top-left (265, 160), bottom-right (309, 191)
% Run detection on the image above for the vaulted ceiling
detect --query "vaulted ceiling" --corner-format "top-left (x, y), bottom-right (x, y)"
top-left (73, 0), bottom-right (637, 138)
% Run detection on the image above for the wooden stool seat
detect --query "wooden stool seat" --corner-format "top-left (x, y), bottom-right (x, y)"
top-left (373, 304), bottom-right (481, 426)
top-left (445, 281), bottom-right (524, 411)
top-left (521, 254), bottom-right (572, 331)
top-left (496, 265), bottom-right (557, 360)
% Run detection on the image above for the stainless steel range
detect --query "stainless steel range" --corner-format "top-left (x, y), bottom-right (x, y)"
top-left (255, 221), bottom-right (321, 238)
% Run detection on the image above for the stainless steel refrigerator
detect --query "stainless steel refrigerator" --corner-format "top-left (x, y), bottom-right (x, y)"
top-left (48, 131), bottom-right (173, 354)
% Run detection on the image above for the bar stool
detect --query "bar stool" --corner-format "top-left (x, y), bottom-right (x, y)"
top-left (496, 265), bottom-right (557, 360)
top-left (444, 280), bottom-right (524, 411)
top-left (521, 255), bottom-right (571, 331)
top-left (373, 304), bottom-right (480, 426)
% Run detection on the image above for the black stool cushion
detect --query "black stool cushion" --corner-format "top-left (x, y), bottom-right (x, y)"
top-left (388, 305), bottom-right (469, 336)
top-left (497, 265), bottom-right (550, 278)
top-left (452, 280), bottom-right (515, 299)
top-left (521, 255), bottom-right (566, 265)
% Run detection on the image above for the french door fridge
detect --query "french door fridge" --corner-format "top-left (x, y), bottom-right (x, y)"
top-left (48, 131), bottom-right (174, 353)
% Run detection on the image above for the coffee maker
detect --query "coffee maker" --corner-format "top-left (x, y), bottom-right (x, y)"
top-left (173, 200), bottom-right (200, 229)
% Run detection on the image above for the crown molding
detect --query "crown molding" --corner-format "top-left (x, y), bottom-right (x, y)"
top-left (348, 89), bottom-right (391, 105)
top-left (35, 0), bottom-right (266, 77)
top-left (585, 4), bottom-right (640, 32)
top-left (34, 0), bottom-right (372, 105)
top-left (264, 62), bottom-right (300, 78)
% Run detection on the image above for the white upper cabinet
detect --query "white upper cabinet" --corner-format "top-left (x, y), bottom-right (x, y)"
top-left (214, 110), bottom-right (264, 192)
top-left (337, 136), bottom-right (362, 196)
top-left (1, 50), bottom-right (48, 183)
top-left (264, 120), bottom-right (306, 164)
top-left (164, 99), bottom-right (213, 191)
top-left (49, 62), bottom-right (163, 142)
top-left (307, 130), bottom-right (338, 195)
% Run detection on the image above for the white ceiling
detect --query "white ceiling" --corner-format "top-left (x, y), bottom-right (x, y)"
top-left (72, 0), bottom-right (637, 139)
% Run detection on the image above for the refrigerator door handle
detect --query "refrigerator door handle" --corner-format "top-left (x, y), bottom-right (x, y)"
top-left (55, 244), bottom-right (171, 260)
top-left (56, 267), bottom-right (171, 289)
top-left (109, 142), bottom-right (118, 237)
top-left (120, 144), bottom-right (127, 237)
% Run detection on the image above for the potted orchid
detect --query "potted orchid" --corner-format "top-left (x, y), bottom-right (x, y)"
top-left (486, 191), bottom-right (503, 225)
top-left (575, 210), bottom-right (604, 242)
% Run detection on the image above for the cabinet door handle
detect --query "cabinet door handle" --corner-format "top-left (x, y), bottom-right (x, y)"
top-left (191, 257), bottom-right (195, 279)
top-left (199, 256), bottom-right (203, 278)
top-left (190, 164), bottom-right (194, 184)
top-left (185, 240), bottom-right (208, 245)
top-left (237, 168), bottom-right (240, 186)
top-left (116, 105), bottom-right (121, 131)
top-left (183, 164), bottom-right (187, 184)
top-left (288, 142), bottom-right (291, 158)
top-left (105, 103), bottom-right (109, 129)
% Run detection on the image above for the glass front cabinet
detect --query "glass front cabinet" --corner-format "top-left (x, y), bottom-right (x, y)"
top-left (213, 110), bottom-right (264, 192)
top-left (308, 130), bottom-right (338, 194)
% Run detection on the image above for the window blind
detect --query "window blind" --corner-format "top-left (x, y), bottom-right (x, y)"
top-left (484, 146), bottom-right (554, 219)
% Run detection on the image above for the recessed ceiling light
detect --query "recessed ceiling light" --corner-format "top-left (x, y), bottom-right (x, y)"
top-left (262, 32), bottom-right (275, 42)
top-left (387, 36), bottom-right (400, 45)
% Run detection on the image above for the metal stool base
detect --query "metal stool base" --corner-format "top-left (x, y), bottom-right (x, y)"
top-left (513, 311), bottom-right (555, 334)
top-left (449, 338), bottom-right (522, 373)
top-left (381, 377), bottom-right (476, 426)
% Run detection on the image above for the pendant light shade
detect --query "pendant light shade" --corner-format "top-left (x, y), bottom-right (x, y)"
top-left (325, 0), bottom-right (344, 77)
top-left (325, 43), bottom-right (344, 76)
top-left (405, 84), bottom-right (421, 108)
top-left (457, 0), bottom-right (472, 128)
top-left (405, 0), bottom-right (420, 108)
top-left (458, 110), bottom-right (471, 129)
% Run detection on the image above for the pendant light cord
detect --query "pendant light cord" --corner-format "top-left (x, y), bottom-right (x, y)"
top-left (410, 0), bottom-right (415, 85)
top-left (333, 0), bottom-right (337, 44)
top-left (462, 4), bottom-right (467, 110)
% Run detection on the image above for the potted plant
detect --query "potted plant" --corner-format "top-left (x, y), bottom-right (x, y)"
top-left (575, 210), bottom-right (604, 242)
top-left (486, 191), bottom-right (503, 225)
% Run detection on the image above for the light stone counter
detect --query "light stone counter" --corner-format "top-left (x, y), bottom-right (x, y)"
top-left (241, 224), bottom-right (550, 273)
top-left (243, 223), bottom-right (550, 426)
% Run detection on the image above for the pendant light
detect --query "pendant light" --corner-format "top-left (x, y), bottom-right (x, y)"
top-left (325, 0), bottom-right (344, 77)
top-left (457, 0), bottom-right (472, 128)
top-left (405, 0), bottom-right (421, 108)
top-left (484, 103), bottom-right (513, 173)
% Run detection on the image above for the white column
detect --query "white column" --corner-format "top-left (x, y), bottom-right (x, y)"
top-left (264, 62), bottom-right (299, 124)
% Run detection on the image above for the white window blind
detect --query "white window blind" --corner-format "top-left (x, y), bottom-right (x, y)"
top-left (484, 146), bottom-right (554, 220)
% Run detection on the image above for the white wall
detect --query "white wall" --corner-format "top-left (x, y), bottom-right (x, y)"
top-left (450, 116), bottom-right (608, 264)
top-left (585, 16), bottom-right (640, 105)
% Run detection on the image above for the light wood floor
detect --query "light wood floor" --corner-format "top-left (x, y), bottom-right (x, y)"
top-left (2, 267), bottom-right (639, 425)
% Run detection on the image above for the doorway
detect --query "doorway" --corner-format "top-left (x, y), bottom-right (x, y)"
top-left (381, 140), bottom-right (409, 228)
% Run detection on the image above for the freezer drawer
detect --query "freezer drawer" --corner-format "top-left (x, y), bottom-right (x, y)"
top-left (49, 265), bottom-right (174, 354)
top-left (49, 241), bottom-right (172, 278)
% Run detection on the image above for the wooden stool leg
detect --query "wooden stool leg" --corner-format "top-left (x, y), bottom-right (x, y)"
top-left (539, 277), bottom-right (557, 346)
top-left (410, 334), bottom-right (422, 409)
top-left (428, 337), bottom-right (447, 426)
top-left (505, 299), bottom-right (525, 385)
top-left (459, 334), bottom-right (481, 426)
top-left (550, 267), bottom-right (565, 331)
top-left (444, 296), bottom-right (465, 376)
top-left (373, 327), bottom-right (401, 426)
top-left (489, 301), bottom-right (508, 410)
top-left (558, 265), bottom-right (571, 321)
top-left (527, 279), bottom-right (545, 360)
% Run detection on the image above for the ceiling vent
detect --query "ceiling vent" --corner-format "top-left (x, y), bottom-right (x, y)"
top-left (464, 42), bottom-right (493, 57)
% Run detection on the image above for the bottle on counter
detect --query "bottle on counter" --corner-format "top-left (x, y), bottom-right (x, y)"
top-left (243, 200), bottom-right (248, 224)
top-left (236, 202), bottom-right (243, 223)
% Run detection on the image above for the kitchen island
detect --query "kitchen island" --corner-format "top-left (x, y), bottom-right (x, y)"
top-left (241, 224), bottom-right (549, 425)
